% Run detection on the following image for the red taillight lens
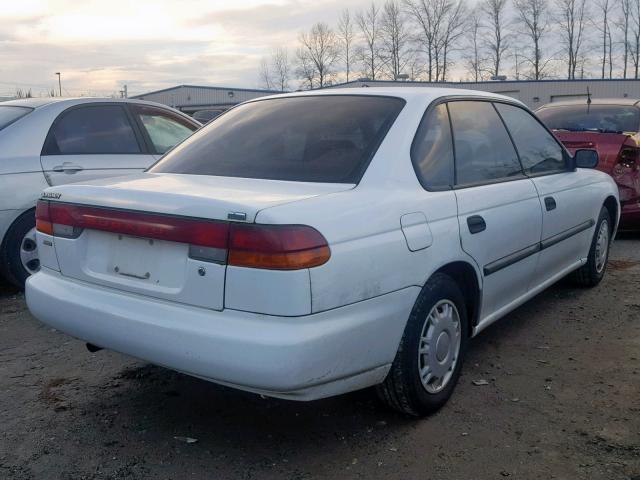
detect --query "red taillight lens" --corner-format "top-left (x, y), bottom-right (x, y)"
top-left (34, 201), bottom-right (330, 270)
top-left (35, 200), bottom-right (53, 235)
top-left (228, 224), bottom-right (330, 270)
top-left (42, 202), bottom-right (229, 248)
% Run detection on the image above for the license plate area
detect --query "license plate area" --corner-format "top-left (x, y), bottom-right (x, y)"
top-left (55, 229), bottom-right (226, 310)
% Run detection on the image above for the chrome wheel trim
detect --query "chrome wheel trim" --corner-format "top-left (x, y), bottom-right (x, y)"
top-left (594, 219), bottom-right (609, 274)
top-left (417, 299), bottom-right (462, 394)
top-left (19, 227), bottom-right (40, 275)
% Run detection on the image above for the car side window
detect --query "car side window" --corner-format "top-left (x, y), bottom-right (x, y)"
top-left (411, 103), bottom-right (454, 189)
top-left (494, 103), bottom-right (567, 174)
top-left (131, 105), bottom-right (198, 154)
top-left (448, 101), bottom-right (523, 186)
top-left (42, 105), bottom-right (141, 155)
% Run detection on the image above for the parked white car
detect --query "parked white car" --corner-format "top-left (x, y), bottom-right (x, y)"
top-left (0, 98), bottom-right (200, 287)
top-left (26, 88), bottom-right (619, 416)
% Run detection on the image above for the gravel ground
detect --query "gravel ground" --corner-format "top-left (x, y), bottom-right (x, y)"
top-left (1, 234), bottom-right (639, 480)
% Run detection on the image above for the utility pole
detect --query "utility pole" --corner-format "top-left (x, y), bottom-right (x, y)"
top-left (123, 84), bottom-right (127, 98)
top-left (55, 72), bottom-right (62, 97)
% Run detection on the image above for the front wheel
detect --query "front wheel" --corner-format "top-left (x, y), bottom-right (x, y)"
top-left (0, 210), bottom-right (39, 289)
top-left (377, 273), bottom-right (469, 416)
top-left (572, 207), bottom-right (612, 288)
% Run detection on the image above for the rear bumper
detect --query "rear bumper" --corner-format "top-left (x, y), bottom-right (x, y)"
top-left (26, 268), bottom-right (418, 400)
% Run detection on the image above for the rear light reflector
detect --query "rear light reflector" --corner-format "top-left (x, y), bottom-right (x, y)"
top-left (35, 200), bottom-right (330, 270)
top-left (228, 224), bottom-right (330, 269)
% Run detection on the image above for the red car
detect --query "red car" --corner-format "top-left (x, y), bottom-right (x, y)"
top-left (537, 99), bottom-right (640, 229)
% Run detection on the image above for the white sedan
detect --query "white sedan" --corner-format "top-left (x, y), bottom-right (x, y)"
top-left (26, 88), bottom-right (619, 416)
top-left (0, 98), bottom-right (200, 288)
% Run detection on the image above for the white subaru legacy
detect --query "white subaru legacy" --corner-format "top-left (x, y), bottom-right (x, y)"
top-left (26, 88), bottom-right (619, 416)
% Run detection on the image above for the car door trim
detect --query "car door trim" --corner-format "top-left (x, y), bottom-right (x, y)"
top-left (539, 219), bottom-right (595, 250)
top-left (483, 219), bottom-right (595, 276)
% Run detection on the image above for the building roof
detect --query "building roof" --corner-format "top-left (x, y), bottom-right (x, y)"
top-left (327, 78), bottom-right (640, 88)
top-left (132, 84), bottom-right (281, 99)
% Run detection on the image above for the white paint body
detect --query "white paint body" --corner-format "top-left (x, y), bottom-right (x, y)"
top-left (0, 97), bottom-right (198, 267)
top-left (26, 88), bottom-right (620, 400)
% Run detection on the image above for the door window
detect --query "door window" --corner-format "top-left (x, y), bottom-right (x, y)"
top-left (132, 106), bottom-right (197, 154)
top-left (411, 103), bottom-right (454, 189)
top-left (43, 105), bottom-right (141, 155)
top-left (448, 101), bottom-right (523, 185)
top-left (495, 103), bottom-right (567, 174)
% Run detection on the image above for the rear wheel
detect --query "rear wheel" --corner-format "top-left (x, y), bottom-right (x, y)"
top-left (572, 207), bottom-right (611, 288)
top-left (0, 210), bottom-right (39, 289)
top-left (377, 273), bottom-right (469, 416)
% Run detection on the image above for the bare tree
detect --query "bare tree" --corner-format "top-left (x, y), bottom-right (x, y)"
top-left (594, 0), bottom-right (614, 78)
top-left (631, 0), bottom-right (640, 77)
top-left (296, 47), bottom-right (316, 89)
top-left (337, 9), bottom-right (357, 82)
top-left (380, 0), bottom-right (412, 79)
top-left (556, 0), bottom-right (588, 79)
top-left (356, 3), bottom-right (384, 80)
top-left (404, 0), bottom-right (447, 81)
top-left (514, 0), bottom-right (552, 79)
top-left (439, 0), bottom-right (467, 80)
top-left (259, 58), bottom-right (274, 90)
top-left (15, 88), bottom-right (32, 99)
top-left (259, 48), bottom-right (291, 91)
top-left (618, 0), bottom-right (633, 77)
top-left (463, 12), bottom-right (485, 81)
top-left (482, 0), bottom-right (510, 78)
top-left (297, 22), bottom-right (339, 88)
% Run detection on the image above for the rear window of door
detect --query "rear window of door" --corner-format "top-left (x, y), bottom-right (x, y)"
top-left (131, 105), bottom-right (198, 154)
top-left (149, 95), bottom-right (405, 183)
top-left (42, 105), bottom-right (141, 155)
top-left (411, 103), bottom-right (454, 189)
top-left (495, 103), bottom-right (567, 174)
top-left (448, 101), bottom-right (523, 186)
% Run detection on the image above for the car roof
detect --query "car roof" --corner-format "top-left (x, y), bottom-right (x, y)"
top-left (0, 97), bottom-right (187, 111)
top-left (539, 98), bottom-right (640, 108)
top-left (251, 87), bottom-right (525, 106)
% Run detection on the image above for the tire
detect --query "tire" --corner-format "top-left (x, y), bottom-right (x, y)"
top-left (377, 273), bottom-right (469, 416)
top-left (0, 210), bottom-right (39, 289)
top-left (571, 207), bottom-right (612, 288)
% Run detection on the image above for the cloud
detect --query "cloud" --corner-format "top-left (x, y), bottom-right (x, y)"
top-left (0, 0), bottom-right (373, 97)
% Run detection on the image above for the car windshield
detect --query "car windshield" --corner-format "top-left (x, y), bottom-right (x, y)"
top-left (0, 106), bottom-right (33, 130)
top-left (536, 104), bottom-right (640, 133)
top-left (149, 95), bottom-right (405, 183)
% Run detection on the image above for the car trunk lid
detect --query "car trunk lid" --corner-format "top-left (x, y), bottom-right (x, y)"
top-left (40, 173), bottom-right (351, 310)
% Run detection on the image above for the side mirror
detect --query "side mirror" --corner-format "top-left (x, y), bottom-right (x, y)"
top-left (574, 149), bottom-right (599, 169)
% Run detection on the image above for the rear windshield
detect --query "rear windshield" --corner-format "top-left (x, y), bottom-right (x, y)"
top-left (0, 106), bottom-right (33, 130)
top-left (149, 95), bottom-right (405, 183)
top-left (537, 104), bottom-right (640, 133)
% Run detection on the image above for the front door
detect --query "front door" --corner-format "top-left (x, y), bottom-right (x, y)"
top-left (494, 102), bottom-right (596, 285)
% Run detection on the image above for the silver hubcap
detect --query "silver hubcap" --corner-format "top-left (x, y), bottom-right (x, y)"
top-left (20, 227), bottom-right (40, 275)
top-left (418, 299), bottom-right (461, 394)
top-left (594, 220), bottom-right (609, 273)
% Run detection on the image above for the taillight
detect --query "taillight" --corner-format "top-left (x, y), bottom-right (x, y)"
top-left (35, 200), bottom-right (53, 235)
top-left (228, 224), bottom-right (330, 269)
top-left (34, 201), bottom-right (330, 270)
top-left (616, 145), bottom-right (640, 172)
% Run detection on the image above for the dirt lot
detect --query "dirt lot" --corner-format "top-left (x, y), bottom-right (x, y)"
top-left (1, 236), bottom-right (639, 480)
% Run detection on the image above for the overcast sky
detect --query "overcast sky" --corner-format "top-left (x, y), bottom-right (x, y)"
top-left (0, 0), bottom-right (374, 98)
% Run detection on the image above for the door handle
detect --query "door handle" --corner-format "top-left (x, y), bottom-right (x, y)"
top-left (544, 196), bottom-right (557, 211)
top-left (52, 162), bottom-right (83, 173)
top-left (467, 215), bottom-right (486, 234)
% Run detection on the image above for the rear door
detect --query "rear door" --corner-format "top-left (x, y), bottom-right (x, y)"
top-left (495, 103), bottom-right (596, 284)
top-left (40, 103), bottom-right (153, 185)
top-left (448, 100), bottom-right (543, 320)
